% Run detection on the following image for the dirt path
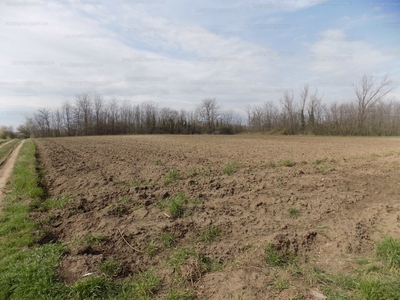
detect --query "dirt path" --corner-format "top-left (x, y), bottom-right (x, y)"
top-left (0, 140), bottom-right (24, 203)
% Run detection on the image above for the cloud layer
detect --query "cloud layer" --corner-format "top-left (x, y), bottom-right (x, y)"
top-left (1, 0), bottom-right (399, 127)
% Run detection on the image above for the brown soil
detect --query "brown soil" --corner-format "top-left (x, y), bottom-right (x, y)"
top-left (33, 135), bottom-right (400, 299)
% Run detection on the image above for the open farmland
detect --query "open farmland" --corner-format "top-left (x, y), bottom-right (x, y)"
top-left (33, 135), bottom-right (400, 299)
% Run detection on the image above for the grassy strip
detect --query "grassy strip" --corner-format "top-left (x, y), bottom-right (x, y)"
top-left (0, 139), bottom-right (20, 162)
top-left (0, 140), bottom-right (164, 300)
top-left (0, 139), bottom-right (67, 299)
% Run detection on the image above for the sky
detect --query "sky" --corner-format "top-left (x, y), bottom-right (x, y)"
top-left (0, 0), bottom-right (399, 128)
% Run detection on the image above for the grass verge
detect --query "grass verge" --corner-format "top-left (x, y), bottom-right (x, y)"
top-left (0, 139), bottom-right (67, 299)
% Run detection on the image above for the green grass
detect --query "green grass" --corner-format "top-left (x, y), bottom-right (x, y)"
top-left (196, 224), bottom-right (221, 243)
top-left (167, 247), bottom-right (198, 277)
top-left (130, 270), bottom-right (161, 299)
top-left (0, 139), bottom-right (19, 162)
top-left (84, 233), bottom-right (105, 246)
top-left (223, 161), bottom-right (240, 175)
top-left (160, 232), bottom-right (175, 248)
top-left (165, 289), bottom-right (196, 300)
top-left (376, 236), bottom-right (400, 269)
top-left (32, 195), bottom-right (71, 212)
top-left (144, 241), bottom-right (157, 257)
top-left (99, 258), bottom-right (120, 277)
top-left (274, 277), bottom-right (289, 291)
top-left (289, 207), bottom-right (301, 218)
top-left (164, 169), bottom-right (180, 185)
top-left (70, 275), bottom-right (124, 300)
top-left (264, 243), bottom-right (296, 267)
top-left (157, 192), bottom-right (198, 219)
top-left (168, 193), bottom-right (186, 218)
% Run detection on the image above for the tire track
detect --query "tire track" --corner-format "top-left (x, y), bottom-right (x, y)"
top-left (0, 140), bottom-right (25, 204)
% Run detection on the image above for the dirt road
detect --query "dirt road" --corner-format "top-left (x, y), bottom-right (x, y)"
top-left (0, 140), bottom-right (24, 203)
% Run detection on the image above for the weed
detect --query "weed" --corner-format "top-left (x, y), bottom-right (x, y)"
top-left (223, 161), bottom-right (240, 175)
top-left (99, 258), bottom-right (120, 277)
top-left (242, 243), bottom-right (254, 252)
top-left (274, 277), bottom-right (289, 291)
top-left (144, 242), bottom-right (157, 257)
top-left (166, 247), bottom-right (220, 279)
top-left (155, 158), bottom-right (162, 165)
top-left (197, 224), bottom-right (221, 243)
top-left (120, 196), bottom-right (133, 204)
top-left (281, 158), bottom-right (295, 167)
top-left (387, 150), bottom-right (395, 156)
top-left (108, 204), bottom-right (128, 217)
top-left (289, 207), bottom-right (300, 218)
top-left (188, 167), bottom-right (198, 177)
top-left (376, 236), bottom-right (400, 269)
top-left (265, 243), bottom-right (296, 267)
top-left (130, 178), bottom-right (140, 187)
top-left (168, 192), bottom-right (186, 218)
top-left (160, 232), bottom-right (175, 248)
top-left (156, 199), bottom-right (167, 211)
top-left (317, 165), bottom-right (330, 174)
top-left (268, 161), bottom-right (277, 168)
top-left (167, 247), bottom-right (197, 271)
top-left (84, 233), bottom-right (104, 246)
top-left (164, 169), bottom-right (180, 185)
top-left (169, 199), bottom-right (185, 219)
top-left (313, 157), bottom-right (327, 165)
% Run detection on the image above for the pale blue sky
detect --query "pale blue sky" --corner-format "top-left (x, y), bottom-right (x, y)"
top-left (1, 0), bottom-right (399, 128)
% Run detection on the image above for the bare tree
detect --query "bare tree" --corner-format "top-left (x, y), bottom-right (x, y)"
top-left (52, 108), bottom-right (62, 137)
top-left (75, 92), bottom-right (93, 135)
top-left (93, 92), bottom-right (105, 135)
top-left (196, 98), bottom-right (221, 133)
top-left (107, 98), bottom-right (119, 134)
top-left (33, 108), bottom-right (51, 137)
top-left (353, 75), bottom-right (397, 132)
top-left (299, 84), bottom-right (309, 132)
top-left (307, 89), bottom-right (323, 130)
top-left (280, 90), bottom-right (297, 134)
top-left (61, 100), bottom-right (74, 136)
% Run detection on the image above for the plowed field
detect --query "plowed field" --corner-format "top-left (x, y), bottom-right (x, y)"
top-left (33, 135), bottom-right (400, 299)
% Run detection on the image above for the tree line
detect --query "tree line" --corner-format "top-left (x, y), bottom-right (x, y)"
top-left (246, 75), bottom-right (399, 136)
top-left (17, 96), bottom-right (244, 138)
top-left (15, 74), bottom-right (399, 137)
